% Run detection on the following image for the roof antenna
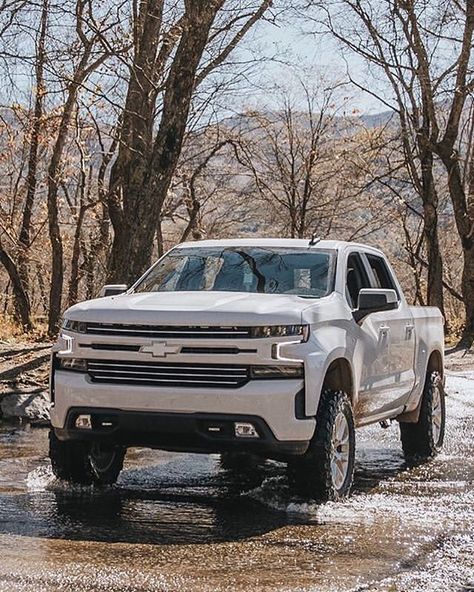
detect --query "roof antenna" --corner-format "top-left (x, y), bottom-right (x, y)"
top-left (309, 232), bottom-right (321, 246)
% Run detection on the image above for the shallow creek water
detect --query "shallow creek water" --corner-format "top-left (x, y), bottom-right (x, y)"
top-left (0, 372), bottom-right (473, 591)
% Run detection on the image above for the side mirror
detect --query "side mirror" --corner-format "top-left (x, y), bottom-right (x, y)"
top-left (100, 284), bottom-right (128, 298)
top-left (354, 288), bottom-right (398, 322)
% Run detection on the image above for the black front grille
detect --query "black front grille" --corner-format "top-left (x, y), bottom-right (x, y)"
top-left (87, 360), bottom-right (250, 389)
top-left (80, 343), bottom-right (141, 352)
top-left (180, 346), bottom-right (257, 355)
top-left (85, 324), bottom-right (252, 339)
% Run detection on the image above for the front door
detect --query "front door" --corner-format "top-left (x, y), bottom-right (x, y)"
top-left (345, 252), bottom-right (394, 418)
top-left (364, 252), bottom-right (416, 409)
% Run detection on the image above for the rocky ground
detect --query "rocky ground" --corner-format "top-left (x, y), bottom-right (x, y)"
top-left (0, 340), bottom-right (51, 424)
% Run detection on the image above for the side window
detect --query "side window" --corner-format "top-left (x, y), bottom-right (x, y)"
top-left (346, 253), bottom-right (371, 308)
top-left (366, 254), bottom-right (399, 298)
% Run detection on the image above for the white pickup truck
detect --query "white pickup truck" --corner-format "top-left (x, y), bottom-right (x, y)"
top-left (49, 238), bottom-right (445, 500)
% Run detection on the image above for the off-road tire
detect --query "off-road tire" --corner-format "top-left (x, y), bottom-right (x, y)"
top-left (49, 430), bottom-right (93, 485)
top-left (399, 371), bottom-right (445, 462)
top-left (287, 390), bottom-right (356, 501)
top-left (49, 430), bottom-right (125, 486)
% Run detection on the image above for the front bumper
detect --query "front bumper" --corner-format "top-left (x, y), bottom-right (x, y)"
top-left (50, 370), bottom-right (315, 446)
top-left (54, 408), bottom-right (310, 458)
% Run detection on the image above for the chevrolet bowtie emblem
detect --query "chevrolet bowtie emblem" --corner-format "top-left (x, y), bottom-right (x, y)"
top-left (140, 342), bottom-right (180, 357)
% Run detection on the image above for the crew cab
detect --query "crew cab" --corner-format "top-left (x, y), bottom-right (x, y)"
top-left (49, 239), bottom-right (445, 500)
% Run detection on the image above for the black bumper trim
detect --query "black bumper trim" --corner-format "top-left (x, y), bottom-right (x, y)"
top-left (54, 408), bottom-right (310, 459)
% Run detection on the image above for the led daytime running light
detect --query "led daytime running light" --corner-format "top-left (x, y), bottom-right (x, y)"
top-left (250, 325), bottom-right (309, 340)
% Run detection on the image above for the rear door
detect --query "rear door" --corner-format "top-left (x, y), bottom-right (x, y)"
top-left (363, 252), bottom-right (416, 410)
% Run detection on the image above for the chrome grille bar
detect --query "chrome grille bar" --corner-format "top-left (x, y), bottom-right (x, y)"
top-left (87, 360), bottom-right (250, 389)
top-left (85, 324), bottom-right (252, 339)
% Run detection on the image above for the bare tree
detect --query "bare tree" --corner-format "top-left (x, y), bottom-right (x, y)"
top-left (309, 0), bottom-right (474, 341)
top-left (46, 0), bottom-right (120, 334)
top-left (0, 0), bottom-right (49, 330)
top-left (232, 80), bottom-right (389, 241)
top-left (106, 0), bottom-right (275, 284)
top-left (307, 0), bottom-right (448, 316)
top-left (17, 0), bottom-right (48, 309)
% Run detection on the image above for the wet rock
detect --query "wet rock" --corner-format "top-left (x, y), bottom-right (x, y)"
top-left (0, 392), bottom-right (50, 424)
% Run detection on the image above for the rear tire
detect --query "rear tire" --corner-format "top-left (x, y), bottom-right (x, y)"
top-left (287, 390), bottom-right (355, 501)
top-left (399, 371), bottom-right (445, 462)
top-left (49, 430), bottom-right (125, 486)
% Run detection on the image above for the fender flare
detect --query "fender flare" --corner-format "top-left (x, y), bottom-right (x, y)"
top-left (397, 348), bottom-right (444, 424)
top-left (305, 350), bottom-right (355, 417)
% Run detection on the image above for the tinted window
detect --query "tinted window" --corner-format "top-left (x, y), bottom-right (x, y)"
top-left (346, 253), bottom-right (371, 308)
top-left (135, 247), bottom-right (335, 298)
top-left (366, 254), bottom-right (399, 297)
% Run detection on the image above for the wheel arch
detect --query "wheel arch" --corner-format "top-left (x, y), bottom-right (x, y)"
top-left (398, 348), bottom-right (444, 424)
top-left (426, 348), bottom-right (444, 380)
top-left (321, 357), bottom-right (355, 405)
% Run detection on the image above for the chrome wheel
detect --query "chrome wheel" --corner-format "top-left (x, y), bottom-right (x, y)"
top-left (89, 444), bottom-right (117, 473)
top-left (431, 383), bottom-right (443, 446)
top-left (331, 412), bottom-right (350, 490)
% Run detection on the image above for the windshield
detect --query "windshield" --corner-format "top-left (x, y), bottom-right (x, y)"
top-left (134, 246), bottom-right (335, 298)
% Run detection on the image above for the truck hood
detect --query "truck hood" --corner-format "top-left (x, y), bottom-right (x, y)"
top-left (64, 291), bottom-right (331, 326)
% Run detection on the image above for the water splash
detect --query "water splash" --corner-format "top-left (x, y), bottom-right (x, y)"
top-left (26, 463), bottom-right (57, 492)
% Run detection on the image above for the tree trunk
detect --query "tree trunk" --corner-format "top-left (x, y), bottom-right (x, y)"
top-left (68, 205), bottom-right (86, 307)
top-left (419, 150), bottom-right (445, 317)
top-left (107, 1), bottom-right (224, 284)
top-left (156, 217), bottom-right (164, 258)
top-left (47, 46), bottom-right (94, 335)
top-left (81, 202), bottom-right (110, 300)
top-left (17, 0), bottom-right (48, 294)
top-left (105, 0), bottom-right (165, 283)
top-left (0, 237), bottom-right (32, 330)
top-left (422, 202), bottom-right (445, 312)
top-left (437, 148), bottom-right (474, 344)
top-left (460, 244), bottom-right (474, 343)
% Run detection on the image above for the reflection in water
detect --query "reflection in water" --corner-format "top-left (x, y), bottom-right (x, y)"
top-left (0, 450), bottom-right (296, 545)
top-left (0, 434), bottom-right (411, 547)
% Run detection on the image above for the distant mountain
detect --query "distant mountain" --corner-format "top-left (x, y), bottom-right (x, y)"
top-left (221, 107), bottom-right (397, 135)
top-left (360, 110), bottom-right (395, 128)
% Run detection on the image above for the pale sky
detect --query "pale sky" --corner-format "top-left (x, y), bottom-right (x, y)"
top-left (251, 18), bottom-right (387, 115)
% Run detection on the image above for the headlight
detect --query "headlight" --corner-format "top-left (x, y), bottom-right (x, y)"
top-left (57, 358), bottom-right (87, 372)
top-left (250, 325), bottom-right (309, 341)
top-left (63, 319), bottom-right (88, 333)
top-left (250, 365), bottom-right (304, 379)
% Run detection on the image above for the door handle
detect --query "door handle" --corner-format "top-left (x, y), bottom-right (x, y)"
top-left (379, 325), bottom-right (390, 336)
top-left (405, 324), bottom-right (415, 338)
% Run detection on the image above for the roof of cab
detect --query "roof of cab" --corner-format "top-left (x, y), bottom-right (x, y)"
top-left (176, 237), bottom-right (382, 253)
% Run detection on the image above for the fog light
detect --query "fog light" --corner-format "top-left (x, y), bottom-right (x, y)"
top-left (234, 422), bottom-right (259, 438)
top-left (58, 357), bottom-right (87, 372)
top-left (75, 414), bottom-right (92, 429)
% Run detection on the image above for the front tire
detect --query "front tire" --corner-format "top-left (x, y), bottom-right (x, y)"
top-left (49, 430), bottom-right (93, 485)
top-left (49, 430), bottom-right (125, 486)
top-left (399, 371), bottom-right (445, 462)
top-left (287, 390), bottom-right (356, 501)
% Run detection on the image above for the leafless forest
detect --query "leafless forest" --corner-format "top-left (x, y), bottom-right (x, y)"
top-left (0, 0), bottom-right (473, 342)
